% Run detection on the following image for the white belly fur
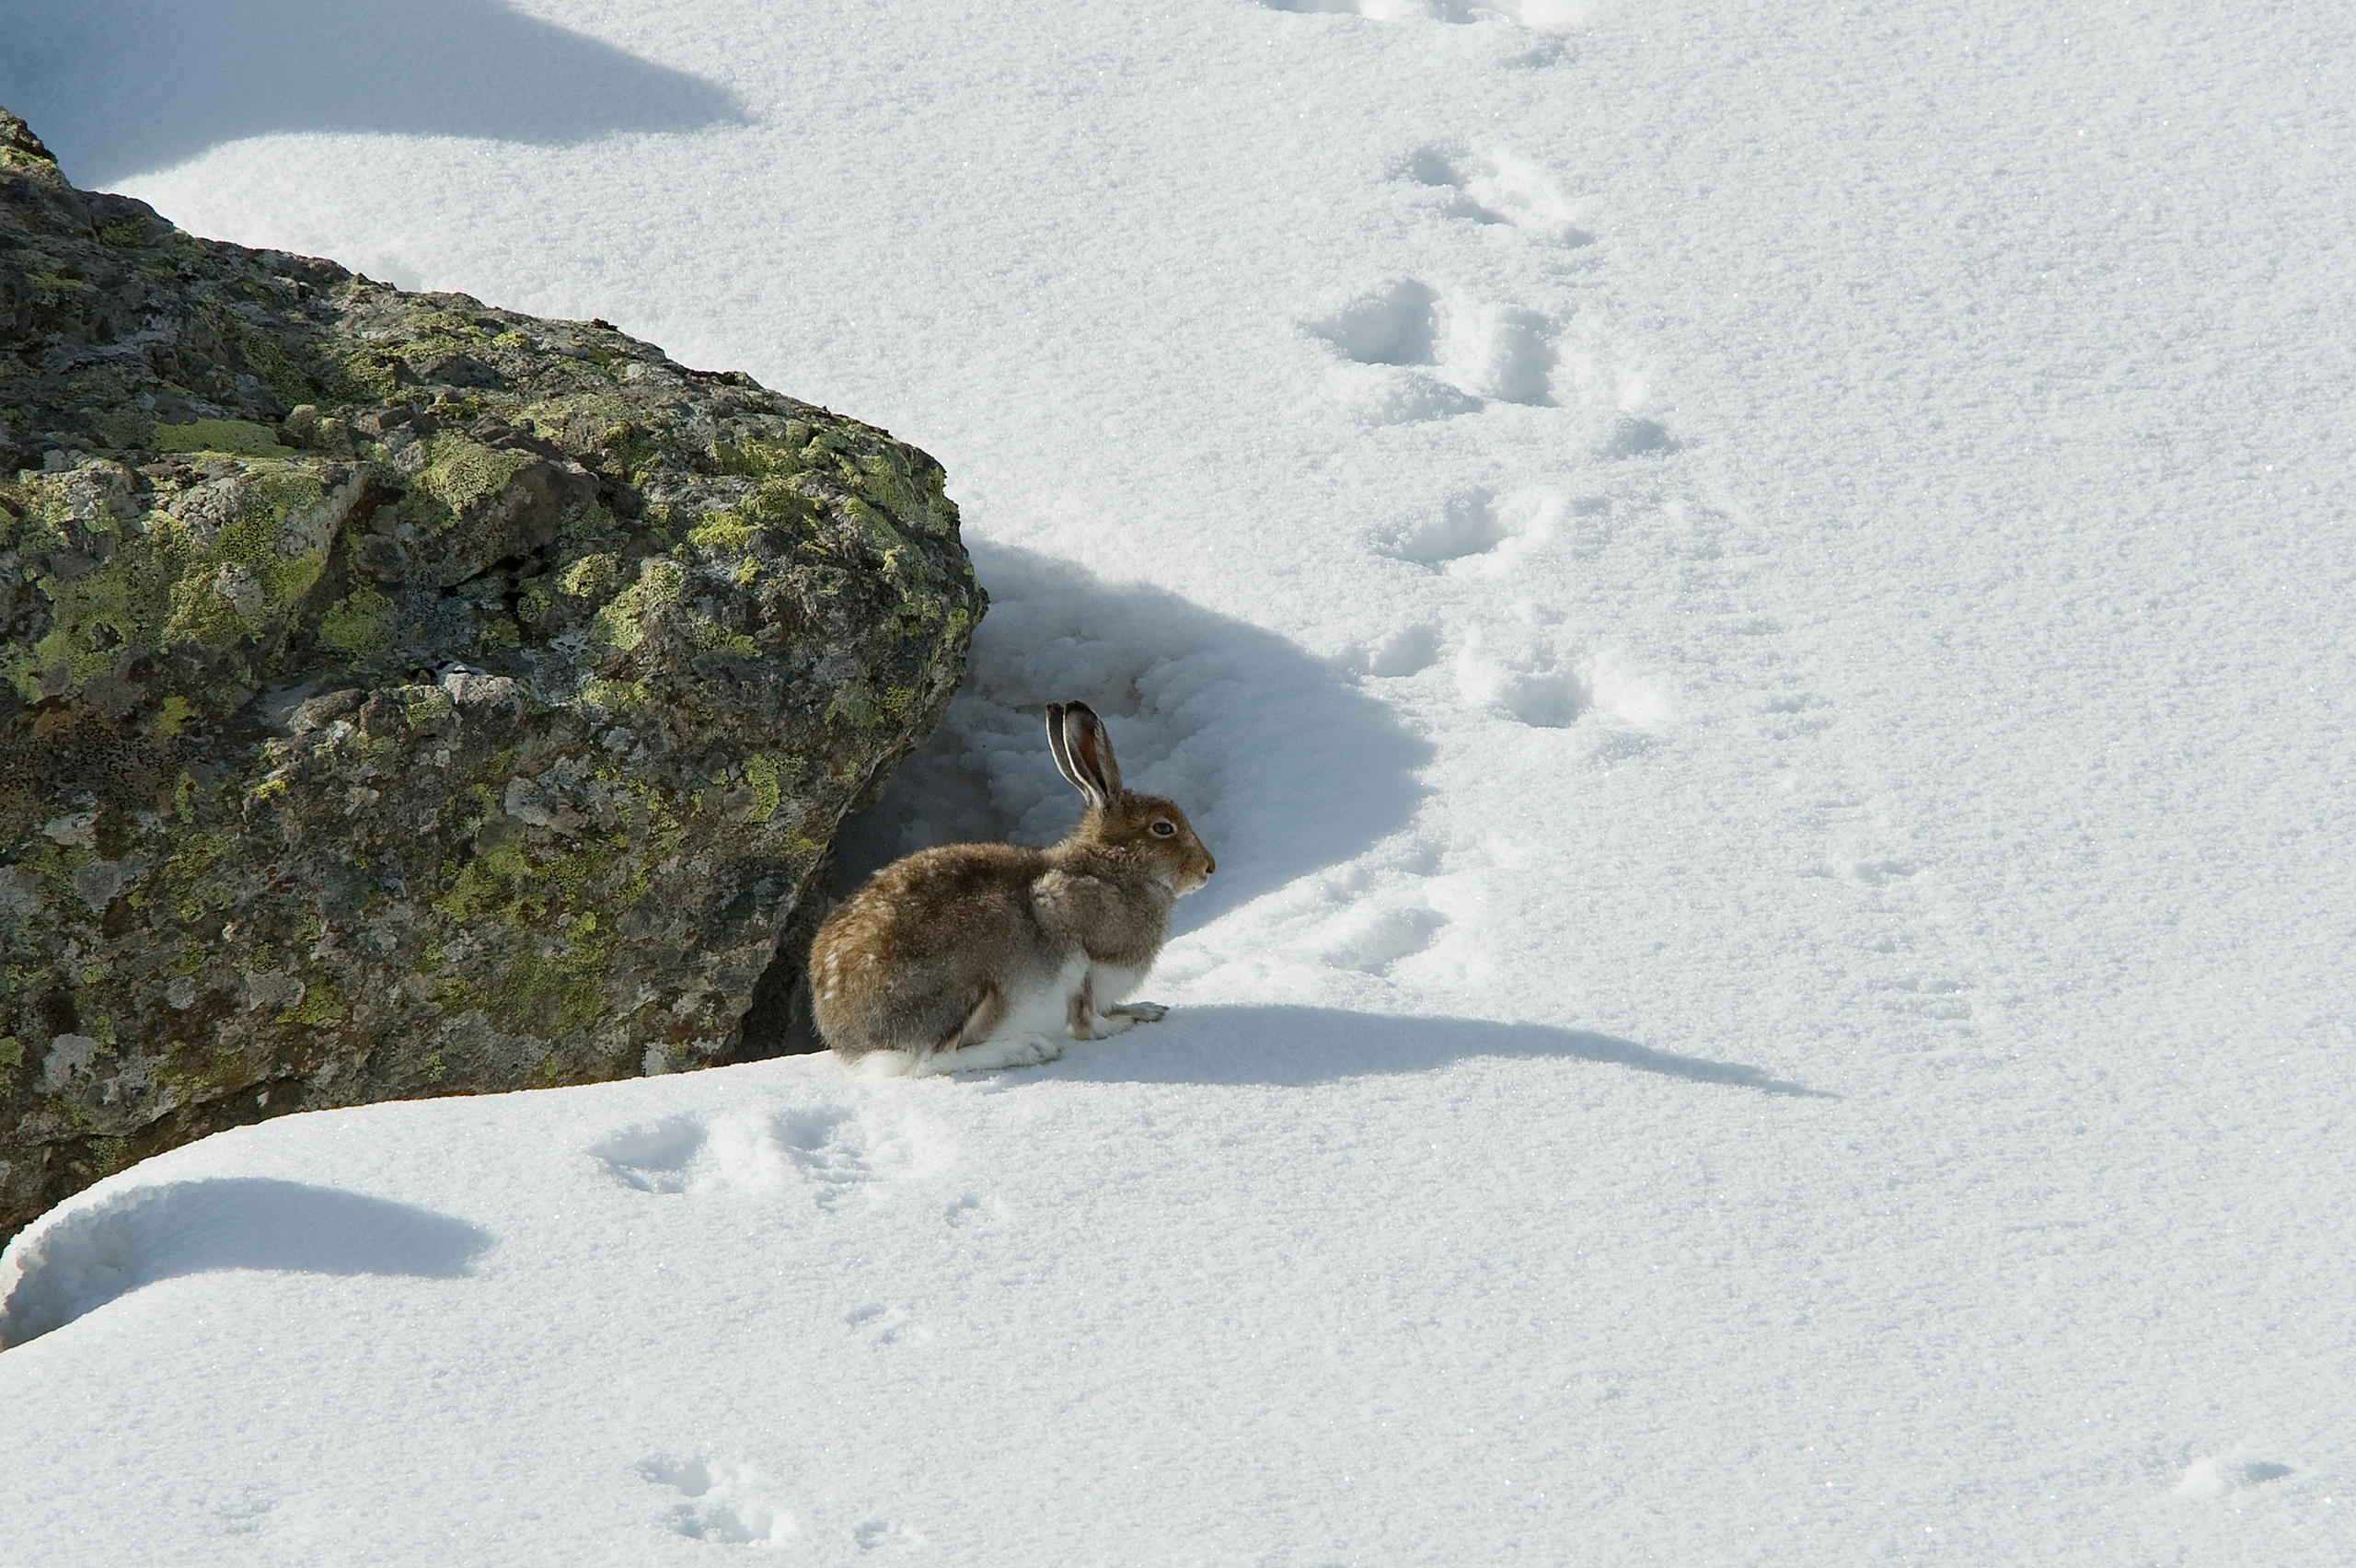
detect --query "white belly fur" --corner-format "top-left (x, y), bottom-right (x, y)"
top-left (982, 950), bottom-right (1089, 1047)
top-left (1089, 962), bottom-right (1152, 1008)
top-left (927, 954), bottom-right (1154, 1074)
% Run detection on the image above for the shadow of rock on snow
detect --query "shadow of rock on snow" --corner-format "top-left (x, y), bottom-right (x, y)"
top-left (0, 0), bottom-right (747, 188)
top-left (0, 1178), bottom-right (491, 1348)
top-left (1035, 1004), bottom-right (1835, 1097)
top-left (828, 542), bottom-right (1435, 936)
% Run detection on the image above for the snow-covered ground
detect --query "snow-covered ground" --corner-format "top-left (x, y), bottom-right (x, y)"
top-left (5, 0), bottom-right (2353, 1561)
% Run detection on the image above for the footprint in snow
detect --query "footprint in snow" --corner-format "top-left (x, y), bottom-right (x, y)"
top-left (842, 1301), bottom-right (915, 1345)
top-left (1310, 277), bottom-right (1558, 418)
top-left (588, 1104), bottom-right (914, 1205)
top-left (1314, 276), bottom-right (1439, 368)
top-left (641, 1458), bottom-right (790, 1545)
top-left (1384, 487), bottom-right (1566, 567)
top-left (1317, 904), bottom-right (1451, 974)
top-left (1352, 623), bottom-right (1440, 678)
top-left (773, 1107), bottom-right (878, 1208)
top-left (1600, 414), bottom-right (1677, 457)
top-left (2175, 1455), bottom-right (2295, 1499)
top-left (1403, 144), bottom-right (1595, 247)
top-left (1456, 636), bottom-right (1592, 729)
top-left (853, 1517), bottom-right (926, 1551)
top-left (589, 1117), bottom-right (709, 1194)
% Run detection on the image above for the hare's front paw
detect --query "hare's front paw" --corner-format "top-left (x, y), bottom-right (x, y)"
top-left (1108, 1000), bottom-right (1168, 1023)
top-left (1071, 1010), bottom-right (1138, 1042)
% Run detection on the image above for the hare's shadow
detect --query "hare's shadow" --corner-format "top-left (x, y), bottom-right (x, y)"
top-left (827, 540), bottom-right (1434, 929)
top-left (1037, 1005), bottom-right (1836, 1097)
top-left (0, 0), bottom-right (747, 189)
top-left (0, 1178), bottom-right (491, 1348)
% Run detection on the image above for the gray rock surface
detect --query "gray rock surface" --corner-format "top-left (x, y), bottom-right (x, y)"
top-left (0, 108), bottom-right (984, 1240)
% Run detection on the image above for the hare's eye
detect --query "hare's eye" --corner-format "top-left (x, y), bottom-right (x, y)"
top-left (1150, 820), bottom-right (1177, 838)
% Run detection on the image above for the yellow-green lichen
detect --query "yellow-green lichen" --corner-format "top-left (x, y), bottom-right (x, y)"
top-left (742, 754), bottom-right (784, 823)
top-left (57, 462), bottom-right (341, 656)
top-left (712, 437), bottom-right (809, 479)
top-left (319, 586), bottom-right (394, 656)
top-left (581, 676), bottom-right (646, 710)
top-left (275, 986), bottom-right (343, 1026)
top-left (694, 623), bottom-right (758, 657)
top-left (434, 836), bottom-right (531, 924)
top-left (586, 558), bottom-right (685, 655)
top-left (155, 419), bottom-right (294, 459)
top-left (560, 553), bottom-right (620, 599)
top-left (238, 333), bottom-right (318, 409)
top-left (394, 434), bottom-right (536, 536)
top-left (396, 684), bottom-right (456, 728)
top-left (685, 512), bottom-right (755, 554)
top-left (826, 683), bottom-right (903, 731)
top-left (491, 944), bottom-right (612, 1037)
top-left (152, 694), bottom-right (196, 736)
top-left (326, 350), bottom-right (399, 402)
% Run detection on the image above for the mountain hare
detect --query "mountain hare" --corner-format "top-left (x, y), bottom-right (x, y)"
top-left (808, 700), bottom-right (1216, 1072)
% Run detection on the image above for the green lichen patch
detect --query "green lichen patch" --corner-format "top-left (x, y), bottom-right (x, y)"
top-left (318, 586), bottom-right (394, 656)
top-left (394, 434), bottom-right (537, 536)
top-left (156, 419), bottom-right (294, 459)
top-left (586, 558), bottom-right (687, 657)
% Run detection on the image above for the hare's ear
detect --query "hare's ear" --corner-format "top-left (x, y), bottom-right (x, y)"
top-left (1048, 700), bottom-right (1119, 809)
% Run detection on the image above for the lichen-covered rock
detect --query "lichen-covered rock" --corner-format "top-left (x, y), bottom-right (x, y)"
top-left (0, 109), bottom-right (984, 1239)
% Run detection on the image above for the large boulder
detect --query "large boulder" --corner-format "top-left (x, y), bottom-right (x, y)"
top-left (0, 110), bottom-right (984, 1239)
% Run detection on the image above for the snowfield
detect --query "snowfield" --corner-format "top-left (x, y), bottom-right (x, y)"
top-left (3, 0), bottom-right (2352, 1562)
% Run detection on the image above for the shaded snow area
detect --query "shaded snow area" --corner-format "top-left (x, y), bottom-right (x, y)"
top-left (4, 1), bottom-right (2353, 1562)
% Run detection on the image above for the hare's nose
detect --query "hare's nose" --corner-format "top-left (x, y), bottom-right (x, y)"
top-left (1204, 855), bottom-right (1216, 876)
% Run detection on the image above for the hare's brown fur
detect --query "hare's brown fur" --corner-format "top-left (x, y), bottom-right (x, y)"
top-left (807, 703), bottom-right (1214, 1067)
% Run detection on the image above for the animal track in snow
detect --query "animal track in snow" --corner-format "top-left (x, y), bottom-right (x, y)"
top-left (642, 1458), bottom-right (789, 1545)
top-left (1311, 278), bottom-right (1558, 419)
top-left (588, 1101), bottom-right (924, 1206)
top-left (1600, 414), bottom-right (1677, 457)
top-left (1454, 624), bottom-right (1668, 738)
top-left (1352, 623), bottom-right (1440, 678)
top-left (1386, 488), bottom-right (1565, 567)
top-left (1314, 277), bottom-right (1439, 367)
top-left (773, 1108), bottom-right (880, 1208)
top-left (1455, 628), bottom-right (1592, 729)
top-left (853, 1517), bottom-right (926, 1551)
top-left (590, 1118), bottom-right (709, 1194)
top-left (1317, 904), bottom-right (1450, 974)
top-left (2175, 1454), bottom-right (2295, 1498)
top-left (842, 1301), bottom-right (914, 1344)
top-left (1874, 974), bottom-right (1971, 1022)
top-left (1403, 144), bottom-right (1593, 247)
top-left (1392, 490), bottom-right (1508, 563)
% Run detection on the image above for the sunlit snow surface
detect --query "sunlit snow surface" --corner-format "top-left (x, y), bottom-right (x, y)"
top-left (3, 0), bottom-right (2353, 1562)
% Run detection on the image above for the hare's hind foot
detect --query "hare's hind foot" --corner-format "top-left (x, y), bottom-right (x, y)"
top-left (1107, 1000), bottom-right (1168, 1023)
